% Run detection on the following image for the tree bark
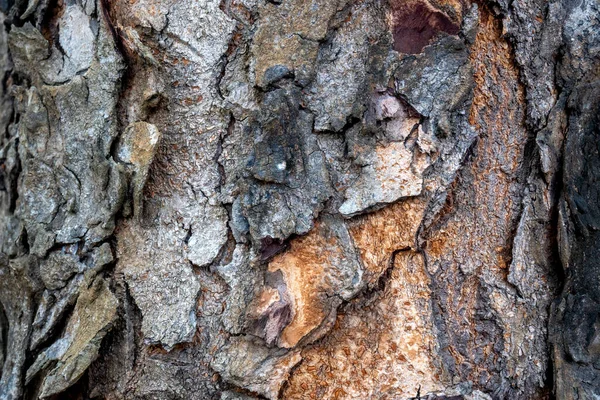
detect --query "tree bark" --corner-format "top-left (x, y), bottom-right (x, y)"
top-left (0, 0), bottom-right (598, 399)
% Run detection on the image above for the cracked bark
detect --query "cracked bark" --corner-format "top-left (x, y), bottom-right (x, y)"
top-left (0, 0), bottom-right (598, 399)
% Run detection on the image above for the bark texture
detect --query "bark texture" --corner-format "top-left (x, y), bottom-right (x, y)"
top-left (0, 0), bottom-right (598, 399)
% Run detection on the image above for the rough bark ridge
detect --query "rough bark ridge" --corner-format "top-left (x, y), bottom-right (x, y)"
top-left (0, 0), bottom-right (598, 399)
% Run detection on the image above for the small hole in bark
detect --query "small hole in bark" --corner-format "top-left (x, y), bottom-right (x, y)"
top-left (391, 1), bottom-right (459, 54)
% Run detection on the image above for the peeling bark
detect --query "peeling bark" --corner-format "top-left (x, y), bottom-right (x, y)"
top-left (0, 0), bottom-right (599, 399)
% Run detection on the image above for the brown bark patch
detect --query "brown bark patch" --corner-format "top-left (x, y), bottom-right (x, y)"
top-left (260, 198), bottom-right (426, 349)
top-left (390, 0), bottom-right (459, 54)
top-left (348, 197), bottom-right (426, 285)
top-left (283, 251), bottom-right (443, 399)
top-left (266, 221), bottom-right (342, 348)
top-left (420, 4), bottom-right (532, 392)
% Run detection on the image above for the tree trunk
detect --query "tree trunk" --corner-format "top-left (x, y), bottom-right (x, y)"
top-left (0, 0), bottom-right (598, 399)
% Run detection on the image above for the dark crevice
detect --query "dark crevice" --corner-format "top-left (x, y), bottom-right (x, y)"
top-left (315, 115), bottom-right (360, 135)
top-left (215, 113), bottom-right (235, 193)
top-left (215, 51), bottom-right (230, 101)
top-left (47, 370), bottom-right (89, 400)
top-left (122, 280), bottom-right (142, 376)
top-left (44, 240), bottom-right (85, 258)
top-left (20, 225), bottom-right (29, 254)
top-left (29, 295), bottom-right (77, 355)
top-left (419, 247), bottom-right (459, 379)
top-left (361, 246), bottom-right (411, 300)
top-left (258, 236), bottom-right (289, 262)
top-left (182, 226), bottom-right (192, 245)
top-left (548, 133), bottom-right (567, 289)
top-left (0, 157), bottom-right (6, 192)
top-left (215, 9), bottom-right (246, 101)
top-left (498, 1), bottom-right (568, 394)
top-left (276, 356), bottom-right (304, 400)
top-left (8, 137), bottom-right (21, 213)
top-left (418, 134), bottom-right (477, 238)
top-left (0, 300), bottom-right (7, 371)
top-left (39, 0), bottom-right (64, 46)
top-left (98, 0), bottom-right (120, 51)
top-left (1, 69), bottom-right (12, 100)
top-left (215, 231), bottom-right (237, 268)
